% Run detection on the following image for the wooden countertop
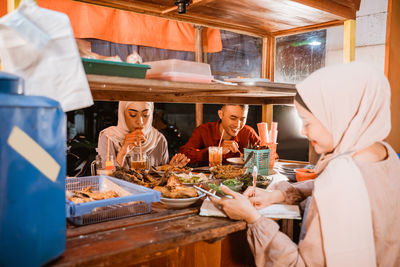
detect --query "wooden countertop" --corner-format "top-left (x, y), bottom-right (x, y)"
top-left (50, 203), bottom-right (247, 266)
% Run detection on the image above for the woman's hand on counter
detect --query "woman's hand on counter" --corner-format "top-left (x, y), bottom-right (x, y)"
top-left (169, 153), bottom-right (190, 167)
top-left (211, 185), bottom-right (261, 224)
top-left (243, 187), bottom-right (285, 209)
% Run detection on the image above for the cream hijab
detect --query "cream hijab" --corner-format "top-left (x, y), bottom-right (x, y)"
top-left (99, 101), bottom-right (162, 154)
top-left (296, 62), bottom-right (391, 267)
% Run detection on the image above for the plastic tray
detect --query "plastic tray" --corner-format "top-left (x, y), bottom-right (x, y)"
top-left (66, 176), bottom-right (160, 225)
top-left (81, 58), bottom-right (150, 78)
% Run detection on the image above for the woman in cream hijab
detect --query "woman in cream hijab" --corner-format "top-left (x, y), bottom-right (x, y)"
top-left (98, 101), bottom-right (189, 168)
top-left (212, 62), bottom-right (400, 266)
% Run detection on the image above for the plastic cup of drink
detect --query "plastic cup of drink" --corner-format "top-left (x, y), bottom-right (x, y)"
top-left (209, 146), bottom-right (222, 167)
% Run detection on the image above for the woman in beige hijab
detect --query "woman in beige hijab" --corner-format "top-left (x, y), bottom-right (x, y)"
top-left (212, 62), bottom-right (400, 266)
top-left (98, 101), bottom-right (189, 168)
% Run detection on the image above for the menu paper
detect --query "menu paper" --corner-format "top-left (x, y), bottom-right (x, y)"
top-left (199, 198), bottom-right (301, 220)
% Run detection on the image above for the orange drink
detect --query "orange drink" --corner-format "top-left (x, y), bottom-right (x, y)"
top-left (209, 146), bottom-right (222, 167)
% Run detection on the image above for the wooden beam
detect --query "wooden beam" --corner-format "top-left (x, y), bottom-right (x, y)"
top-left (272, 20), bottom-right (344, 37)
top-left (343, 19), bottom-right (356, 63)
top-left (385, 0), bottom-right (400, 152)
top-left (195, 25), bottom-right (204, 127)
top-left (262, 37), bottom-right (274, 125)
top-left (291, 0), bottom-right (357, 19)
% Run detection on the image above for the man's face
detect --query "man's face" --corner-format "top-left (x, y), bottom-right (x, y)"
top-left (218, 105), bottom-right (248, 138)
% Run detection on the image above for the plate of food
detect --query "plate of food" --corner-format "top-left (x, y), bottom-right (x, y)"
top-left (174, 172), bottom-right (209, 185)
top-left (238, 173), bottom-right (273, 190)
top-left (226, 157), bottom-right (244, 166)
top-left (152, 164), bottom-right (192, 176)
top-left (153, 175), bottom-right (205, 208)
top-left (210, 165), bottom-right (246, 180)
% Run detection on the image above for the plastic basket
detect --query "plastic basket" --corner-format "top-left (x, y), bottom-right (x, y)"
top-left (244, 148), bottom-right (270, 175)
top-left (66, 176), bottom-right (160, 225)
top-left (81, 58), bottom-right (150, 78)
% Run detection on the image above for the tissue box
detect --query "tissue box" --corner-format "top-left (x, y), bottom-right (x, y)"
top-left (244, 148), bottom-right (270, 175)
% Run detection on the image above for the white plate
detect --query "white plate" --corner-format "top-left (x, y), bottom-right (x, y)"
top-left (227, 157), bottom-right (244, 165)
top-left (160, 191), bottom-right (206, 208)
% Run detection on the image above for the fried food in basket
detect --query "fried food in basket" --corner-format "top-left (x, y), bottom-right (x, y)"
top-left (112, 167), bottom-right (165, 188)
top-left (211, 165), bottom-right (246, 179)
top-left (68, 186), bottom-right (120, 203)
top-left (153, 175), bottom-right (198, 198)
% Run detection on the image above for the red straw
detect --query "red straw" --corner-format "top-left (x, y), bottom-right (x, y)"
top-left (218, 129), bottom-right (225, 148)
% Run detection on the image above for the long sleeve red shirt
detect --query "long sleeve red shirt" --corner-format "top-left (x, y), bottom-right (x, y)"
top-left (179, 121), bottom-right (260, 166)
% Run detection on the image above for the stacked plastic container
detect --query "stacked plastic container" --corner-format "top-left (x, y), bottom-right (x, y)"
top-left (0, 72), bottom-right (66, 266)
top-left (145, 59), bottom-right (214, 83)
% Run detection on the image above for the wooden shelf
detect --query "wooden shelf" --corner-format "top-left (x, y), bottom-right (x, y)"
top-left (88, 75), bottom-right (296, 105)
top-left (76, 0), bottom-right (361, 37)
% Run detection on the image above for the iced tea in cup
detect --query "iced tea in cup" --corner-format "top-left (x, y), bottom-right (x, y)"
top-left (209, 146), bottom-right (223, 167)
top-left (129, 151), bottom-right (147, 170)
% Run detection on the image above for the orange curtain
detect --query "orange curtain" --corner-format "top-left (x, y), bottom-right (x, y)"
top-left (37, 0), bottom-right (222, 53)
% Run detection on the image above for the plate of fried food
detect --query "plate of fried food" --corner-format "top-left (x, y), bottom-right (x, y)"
top-left (152, 164), bottom-right (192, 176)
top-left (210, 165), bottom-right (246, 180)
top-left (153, 175), bottom-right (205, 208)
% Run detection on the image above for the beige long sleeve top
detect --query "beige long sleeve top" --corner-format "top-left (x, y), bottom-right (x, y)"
top-left (247, 143), bottom-right (400, 267)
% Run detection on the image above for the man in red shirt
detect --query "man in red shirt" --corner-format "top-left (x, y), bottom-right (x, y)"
top-left (179, 104), bottom-right (260, 166)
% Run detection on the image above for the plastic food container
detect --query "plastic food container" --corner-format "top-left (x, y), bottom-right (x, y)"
top-left (145, 59), bottom-right (214, 83)
top-left (295, 169), bottom-right (318, 182)
top-left (66, 176), bottom-right (160, 225)
top-left (82, 58), bottom-right (150, 78)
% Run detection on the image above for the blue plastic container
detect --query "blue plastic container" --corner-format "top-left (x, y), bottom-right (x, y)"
top-left (0, 72), bottom-right (66, 266)
top-left (66, 176), bottom-right (161, 225)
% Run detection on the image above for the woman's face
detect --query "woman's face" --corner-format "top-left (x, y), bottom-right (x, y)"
top-left (124, 102), bottom-right (153, 133)
top-left (294, 100), bottom-right (334, 154)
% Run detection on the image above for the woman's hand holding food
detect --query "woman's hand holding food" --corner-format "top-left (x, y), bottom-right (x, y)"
top-left (222, 140), bottom-right (240, 155)
top-left (169, 153), bottom-right (190, 167)
top-left (123, 129), bottom-right (146, 148)
top-left (211, 185), bottom-right (261, 224)
top-left (243, 187), bottom-right (285, 209)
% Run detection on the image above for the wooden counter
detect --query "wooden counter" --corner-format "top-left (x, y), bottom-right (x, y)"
top-left (49, 203), bottom-right (256, 267)
top-left (88, 74), bottom-right (296, 105)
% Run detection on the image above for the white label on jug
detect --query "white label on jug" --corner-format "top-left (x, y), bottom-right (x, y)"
top-left (7, 126), bottom-right (60, 182)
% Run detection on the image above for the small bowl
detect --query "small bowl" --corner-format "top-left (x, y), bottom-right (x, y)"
top-left (255, 176), bottom-right (273, 189)
top-left (222, 179), bottom-right (244, 192)
top-left (295, 168), bottom-right (318, 182)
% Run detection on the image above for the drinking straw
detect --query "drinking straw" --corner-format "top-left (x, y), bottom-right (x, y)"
top-left (139, 141), bottom-right (143, 162)
top-left (218, 129), bottom-right (225, 148)
top-left (252, 166), bottom-right (258, 197)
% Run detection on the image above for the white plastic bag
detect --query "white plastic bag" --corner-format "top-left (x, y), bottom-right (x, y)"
top-left (0, 0), bottom-right (93, 112)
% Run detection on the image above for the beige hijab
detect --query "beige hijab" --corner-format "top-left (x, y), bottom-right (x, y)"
top-left (296, 62), bottom-right (391, 266)
top-left (99, 101), bottom-right (162, 154)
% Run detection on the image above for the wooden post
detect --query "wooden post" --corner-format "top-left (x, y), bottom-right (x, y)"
top-left (385, 0), bottom-right (400, 152)
top-left (195, 25), bottom-right (204, 127)
top-left (261, 36), bottom-right (275, 126)
top-left (343, 19), bottom-right (356, 63)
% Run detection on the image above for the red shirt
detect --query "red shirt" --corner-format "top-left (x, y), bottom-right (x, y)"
top-left (179, 121), bottom-right (260, 166)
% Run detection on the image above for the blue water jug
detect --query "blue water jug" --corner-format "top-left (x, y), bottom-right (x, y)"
top-left (0, 72), bottom-right (66, 266)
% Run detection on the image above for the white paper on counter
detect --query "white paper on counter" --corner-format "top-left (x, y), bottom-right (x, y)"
top-left (199, 198), bottom-right (301, 220)
top-left (0, 0), bottom-right (93, 112)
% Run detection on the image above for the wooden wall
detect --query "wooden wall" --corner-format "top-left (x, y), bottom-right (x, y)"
top-left (385, 0), bottom-right (400, 152)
